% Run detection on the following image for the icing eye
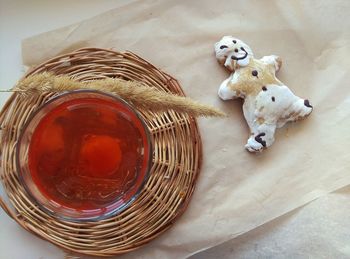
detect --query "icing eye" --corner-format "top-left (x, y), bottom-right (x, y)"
top-left (220, 45), bottom-right (228, 49)
top-left (240, 47), bottom-right (245, 51)
top-left (262, 86), bottom-right (267, 91)
top-left (252, 70), bottom-right (258, 77)
top-left (232, 40), bottom-right (237, 44)
top-left (234, 48), bottom-right (239, 53)
top-left (271, 97), bottom-right (275, 102)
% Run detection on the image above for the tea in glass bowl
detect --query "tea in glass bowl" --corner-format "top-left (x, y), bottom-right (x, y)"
top-left (17, 90), bottom-right (152, 221)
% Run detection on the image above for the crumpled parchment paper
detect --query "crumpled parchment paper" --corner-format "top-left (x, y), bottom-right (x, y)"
top-left (20, 0), bottom-right (350, 258)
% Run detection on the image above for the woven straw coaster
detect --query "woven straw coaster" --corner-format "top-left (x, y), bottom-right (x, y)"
top-left (0, 48), bottom-right (202, 257)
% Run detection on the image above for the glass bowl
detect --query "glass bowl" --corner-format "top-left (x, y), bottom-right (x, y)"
top-left (16, 90), bottom-right (152, 221)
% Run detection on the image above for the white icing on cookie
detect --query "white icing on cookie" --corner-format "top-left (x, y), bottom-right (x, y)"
top-left (218, 72), bottom-right (241, 100)
top-left (215, 37), bottom-right (313, 152)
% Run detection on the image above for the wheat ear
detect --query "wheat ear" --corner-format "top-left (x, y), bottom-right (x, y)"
top-left (11, 73), bottom-right (225, 118)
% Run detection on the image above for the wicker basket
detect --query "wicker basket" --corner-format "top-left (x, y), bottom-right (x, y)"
top-left (0, 48), bottom-right (202, 257)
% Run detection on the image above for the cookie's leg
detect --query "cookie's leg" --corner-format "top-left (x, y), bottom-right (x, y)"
top-left (284, 97), bottom-right (313, 124)
top-left (245, 123), bottom-right (277, 152)
top-left (218, 76), bottom-right (240, 100)
top-left (299, 98), bottom-right (313, 118)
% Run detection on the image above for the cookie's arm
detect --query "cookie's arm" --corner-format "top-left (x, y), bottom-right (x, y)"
top-left (218, 75), bottom-right (239, 101)
top-left (260, 55), bottom-right (282, 72)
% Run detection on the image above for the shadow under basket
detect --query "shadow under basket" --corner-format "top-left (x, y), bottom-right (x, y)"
top-left (0, 48), bottom-right (202, 257)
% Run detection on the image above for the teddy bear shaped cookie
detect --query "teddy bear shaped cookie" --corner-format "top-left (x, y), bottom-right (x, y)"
top-left (215, 36), bottom-right (313, 152)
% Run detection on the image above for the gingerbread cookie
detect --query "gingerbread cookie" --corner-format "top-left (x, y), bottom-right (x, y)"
top-left (214, 36), bottom-right (313, 152)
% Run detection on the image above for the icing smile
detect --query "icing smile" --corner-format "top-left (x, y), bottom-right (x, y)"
top-left (231, 48), bottom-right (248, 61)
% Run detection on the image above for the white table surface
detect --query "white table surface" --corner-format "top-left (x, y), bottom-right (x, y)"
top-left (0, 1), bottom-right (349, 259)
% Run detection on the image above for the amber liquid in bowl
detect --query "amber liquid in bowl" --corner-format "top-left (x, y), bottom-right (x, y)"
top-left (19, 91), bottom-right (151, 220)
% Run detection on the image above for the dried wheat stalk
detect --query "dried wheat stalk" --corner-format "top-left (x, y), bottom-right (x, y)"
top-left (8, 73), bottom-right (225, 117)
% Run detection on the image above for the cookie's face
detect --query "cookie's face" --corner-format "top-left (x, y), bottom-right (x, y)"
top-left (214, 36), bottom-right (254, 71)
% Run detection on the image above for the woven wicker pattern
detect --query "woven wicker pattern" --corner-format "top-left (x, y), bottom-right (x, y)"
top-left (0, 48), bottom-right (202, 256)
